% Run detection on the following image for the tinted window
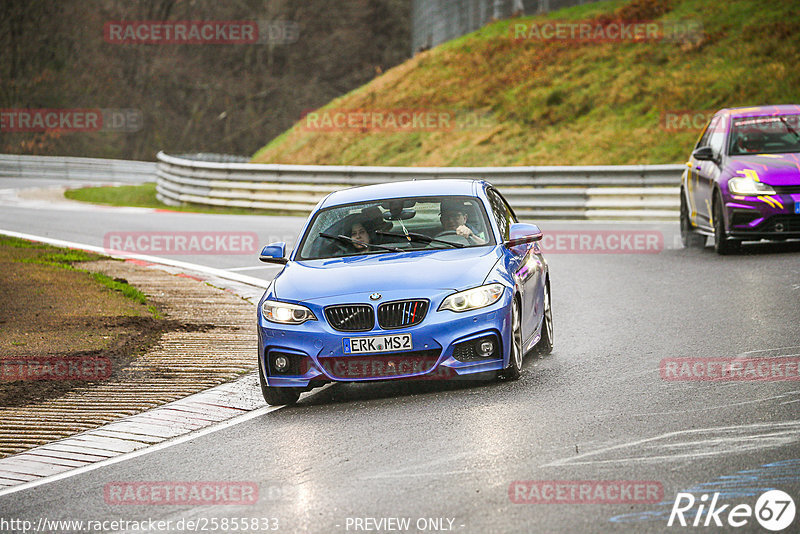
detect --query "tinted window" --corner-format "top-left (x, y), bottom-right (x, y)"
top-left (487, 188), bottom-right (515, 241)
top-left (296, 195), bottom-right (495, 260)
top-left (708, 115), bottom-right (727, 156)
top-left (696, 116), bottom-right (719, 149)
top-left (727, 114), bottom-right (800, 155)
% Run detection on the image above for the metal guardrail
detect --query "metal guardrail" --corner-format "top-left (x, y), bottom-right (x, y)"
top-left (411, 0), bottom-right (602, 53)
top-left (156, 152), bottom-right (682, 220)
top-left (0, 154), bottom-right (156, 183)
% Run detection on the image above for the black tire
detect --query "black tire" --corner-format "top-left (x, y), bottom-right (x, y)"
top-left (498, 297), bottom-right (523, 381)
top-left (534, 282), bottom-right (553, 356)
top-left (259, 362), bottom-right (301, 406)
top-left (680, 190), bottom-right (706, 248)
top-left (713, 192), bottom-right (740, 255)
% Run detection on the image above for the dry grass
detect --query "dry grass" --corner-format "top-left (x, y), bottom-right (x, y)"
top-left (252, 0), bottom-right (800, 166)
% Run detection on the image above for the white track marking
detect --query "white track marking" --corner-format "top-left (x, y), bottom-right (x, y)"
top-left (227, 265), bottom-right (281, 271)
top-left (0, 229), bottom-right (270, 288)
top-left (0, 229), bottom-right (281, 497)
top-left (540, 420), bottom-right (800, 468)
top-left (0, 406), bottom-right (280, 498)
top-left (629, 390), bottom-right (800, 416)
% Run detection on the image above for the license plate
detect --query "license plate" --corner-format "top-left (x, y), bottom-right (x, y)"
top-left (795, 201), bottom-right (800, 214)
top-left (343, 334), bottom-right (412, 354)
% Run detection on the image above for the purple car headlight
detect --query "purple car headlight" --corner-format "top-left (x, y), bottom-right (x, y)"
top-left (439, 283), bottom-right (504, 313)
top-left (728, 177), bottom-right (776, 196)
top-left (262, 300), bottom-right (317, 325)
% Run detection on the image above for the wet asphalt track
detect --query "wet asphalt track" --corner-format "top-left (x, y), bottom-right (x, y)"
top-left (1, 178), bottom-right (799, 533)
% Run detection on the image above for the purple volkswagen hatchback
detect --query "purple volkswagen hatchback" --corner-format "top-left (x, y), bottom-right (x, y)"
top-left (680, 105), bottom-right (800, 254)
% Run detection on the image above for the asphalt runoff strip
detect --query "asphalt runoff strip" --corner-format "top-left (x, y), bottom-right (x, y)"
top-left (0, 258), bottom-right (266, 489)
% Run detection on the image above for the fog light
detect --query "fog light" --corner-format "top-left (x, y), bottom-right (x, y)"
top-left (476, 339), bottom-right (495, 358)
top-left (273, 355), bottom-right (290, 372)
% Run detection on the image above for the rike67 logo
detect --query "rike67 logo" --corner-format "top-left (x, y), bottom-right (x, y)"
top-left (668, 490), bottom-right (795, 531)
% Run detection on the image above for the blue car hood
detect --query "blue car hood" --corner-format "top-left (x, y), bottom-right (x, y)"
top-left (274, 247), bottom-right (502, 302)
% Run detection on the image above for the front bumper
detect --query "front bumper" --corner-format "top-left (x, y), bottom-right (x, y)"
top-left (724, 193), bottom-right (800, 239)
top-left (258, 290), bottom-right (513, 388)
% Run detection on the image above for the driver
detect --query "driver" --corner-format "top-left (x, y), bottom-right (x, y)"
top-left (734, 132), bottom-right (765, 154)
top-left (438, 201), bottom-right (486, 245)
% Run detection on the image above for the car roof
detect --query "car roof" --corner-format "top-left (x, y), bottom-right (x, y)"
top-left (718, 104), bottom-right (800, 119)
top-left (319, 179), bottom-right (488, 208)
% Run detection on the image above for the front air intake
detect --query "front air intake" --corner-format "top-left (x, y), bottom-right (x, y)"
top-left (324, 304), bottom-right (374, 332)
top-left (377, 299), bottom-right (428, 329)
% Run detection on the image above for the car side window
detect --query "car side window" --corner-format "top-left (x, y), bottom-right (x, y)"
top-left (696, 116), bottom-right (719, 149)
top-left (487, 188), bottom-right (515, 241)
top-left (708, 115), bottom-right (727, 157)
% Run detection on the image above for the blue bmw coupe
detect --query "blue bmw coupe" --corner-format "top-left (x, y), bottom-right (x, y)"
top-left (256, 179), bottom-right (552, 405)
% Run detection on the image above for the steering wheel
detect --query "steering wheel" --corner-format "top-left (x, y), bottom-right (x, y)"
top-left (434, 230), bottom-right (470, 246)
top-left (739, 132), bottom-right (768, 153)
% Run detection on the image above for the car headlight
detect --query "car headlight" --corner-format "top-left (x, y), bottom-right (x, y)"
top-left (262, 300), bottom-right (316, 324)
top-left (728, 177), bottom-right (776, 195)
top-left (439, 283), bottom-right (505, 312)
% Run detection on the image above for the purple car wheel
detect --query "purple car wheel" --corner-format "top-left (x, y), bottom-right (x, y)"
top-left (680, 189), bottom-right (706, 249)
top-left (713, 192), bottom-right (741, 255)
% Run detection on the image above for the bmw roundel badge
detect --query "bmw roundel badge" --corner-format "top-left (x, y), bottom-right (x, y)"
top-left (369, 293), bottom-right (382, 301)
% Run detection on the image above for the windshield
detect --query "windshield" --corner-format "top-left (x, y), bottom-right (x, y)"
top-left (296, 195), bottom-right (495, 260)
top-left (727, 114), bottom-right (800, 155)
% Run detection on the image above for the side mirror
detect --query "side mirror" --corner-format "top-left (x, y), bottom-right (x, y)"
top-left (692, 146), bottom-right (715, 161)
top-left (259, 242), bottom-right (288, 265)
top-left (505, 223), bottom-right (543, 250)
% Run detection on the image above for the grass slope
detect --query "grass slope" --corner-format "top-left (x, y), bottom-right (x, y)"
top-left (252, 0), bottom-right (800, 166)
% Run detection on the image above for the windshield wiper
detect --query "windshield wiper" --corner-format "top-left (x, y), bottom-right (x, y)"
top-left (376, 230), bottom-right (465, 248)
top-left (319, 233), bottom-right (404, 253)
top-left (779, 117), bottom-right (800, 140)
